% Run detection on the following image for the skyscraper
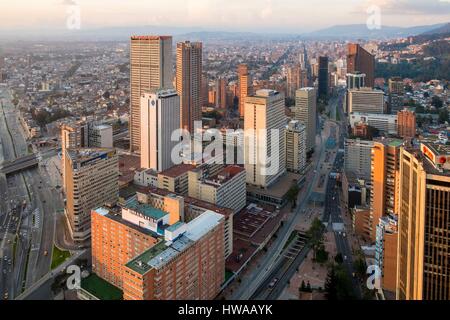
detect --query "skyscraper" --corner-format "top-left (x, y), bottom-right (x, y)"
top-left (397, 143), bottom-right (450, 300)
top-left (347, 44), bottom-right (375, 88)
top-left (397, 109), bottom-right (416, 139)
top-left (244, 89), bottom-right (286, 188)
top-left (287, 65), bottom-right (307, 98)
top-left (370, 138), bottom-right (403, 241)
top-left (238, 64), bottom-right (251, 118)
top-left (64, 148), bottom-right (119, 242)
top-left (140, 89), bottom-right (180, 172)
top-left (130, 36), bottom-right (173, 153)
top-left (294, 87), bottom-right (317, 153)
top-left (215, 77), bottom-right (227, 109)
top-left (61, 121), bottom-right (113, 190)
top-left (176, 41), bottom-right (202, 133)
top-left (318, 56), bottom-right (329, 100)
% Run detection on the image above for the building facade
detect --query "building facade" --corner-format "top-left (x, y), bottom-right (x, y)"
top-left (285, 120), bottom-right (306, 174)
top-left (65, 148), bottom-right (119, 241)
top-left (294, 87), bottom-right (317, 153)
top-left (140, 89), bottom-right (180, 172)
top-left (176, 41), bottom-right (202, 133)
top-left (130, 36), bottom-right (173, 153)
top-left (244, 89), bottom-right (286, 188)
top-left (397, 143), bottom-right (450, 300)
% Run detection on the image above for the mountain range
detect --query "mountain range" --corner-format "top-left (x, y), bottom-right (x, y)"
top-left (0, 22), bottom-right (448, 42)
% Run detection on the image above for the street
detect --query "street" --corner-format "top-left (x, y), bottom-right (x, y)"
top-left (0, 87), bottom-right (63, 299)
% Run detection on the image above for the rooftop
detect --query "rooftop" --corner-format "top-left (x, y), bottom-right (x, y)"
top-left (125, 211), bottom-right (223, 275)
top-left (203, 165), bottom-right (245, 187)
top-left (81, 273), bottom-right (123, 300)
top-left (125, 199), bottom-right (168, 220)
top-left (158, 163), bottom-right (195, 178)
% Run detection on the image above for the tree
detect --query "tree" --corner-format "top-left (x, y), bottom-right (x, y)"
top-left (353, 256), bottom-right (367, 279)
top-left (439, 108), bottom-right (449, 124)
top-left (334, 253), bottom-right (344, 264)
top-left (286, 185), bottom-right (300, 208)
top-left (306, 218), bottom-right (325, 260)
top-left (431, 96), bottom-right (443, 109)
top-left (315, 244), bottom-right (329, 263)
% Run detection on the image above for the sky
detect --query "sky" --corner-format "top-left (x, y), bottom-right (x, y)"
top-left (1, 0), bottom-right (449, 33)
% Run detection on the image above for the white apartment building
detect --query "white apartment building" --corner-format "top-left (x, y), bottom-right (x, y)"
top-left (140, 89), bottom-right (180, 172)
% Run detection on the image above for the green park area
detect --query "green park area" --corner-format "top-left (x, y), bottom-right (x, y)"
top-left (50, 245), bottom-right (71, 269)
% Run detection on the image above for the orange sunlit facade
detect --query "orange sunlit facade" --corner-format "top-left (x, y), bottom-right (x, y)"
top-left (91, 208), bottom-right (159, 289)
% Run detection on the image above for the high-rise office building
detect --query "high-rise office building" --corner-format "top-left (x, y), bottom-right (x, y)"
top-left (375, 214), bottom-right (399, 293)
top-left (347, 44), bottom-right (375, 88)
top-left (388, 77), bottom-right (405, 95)
top-left (397, 109), bottom-right (416, 139)
top-left (318, 56), bottom-right (329, 100)
top-left (140, 89), bottom-right (180, 172)
top-left (238, 64), bottom-right (252, 118)
top-left (215, 77), bottom-right (227, 109)
top-left (176, 41), bottom-right (202, 133)
top-left (344, 138), bottom-right (374, 182)
top-left (64, 148), bottom-right (119, 242)
top-left (130, 36), bottom-right (173, 153)
top-left (397, 143), bottom-right (450, 300)
top-left (370, 138), bottom-right (403, 241)
top-left (244, 89), bottom-right (286, 188)
top-left (287, 65), bottom-right (307, 98)
top-left (285, 120), bottom-right (306, 174)
top-left (348, 87), bottom-right (385, 114)
top-left (294, 87), bottom-right (317, 153)
top-left (61, 121), bottom-right (113, 190)
top-left (388, 77), bottom-right (405, 114)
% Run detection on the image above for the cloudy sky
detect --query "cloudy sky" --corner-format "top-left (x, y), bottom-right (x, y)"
top-left (1, 0), bottom-right (449, 32)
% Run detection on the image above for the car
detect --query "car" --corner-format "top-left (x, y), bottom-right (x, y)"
top-left (43, 250), bottom-right (48, 256)
top-left (268, 278), bottom-right (279, 289)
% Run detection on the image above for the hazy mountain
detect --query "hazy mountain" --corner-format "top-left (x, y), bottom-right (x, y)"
top-left (304, 23), bottom-right (447, 40)
top-left (421, 23), bottom-right (450, 35)
top-left (0, 23), bottom-right (447, 42)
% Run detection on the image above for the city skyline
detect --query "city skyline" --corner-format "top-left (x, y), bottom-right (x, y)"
top-left (1, 0), bottom-right (450, 33)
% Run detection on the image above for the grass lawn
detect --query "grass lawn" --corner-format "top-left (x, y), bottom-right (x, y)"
top-left (81, 274), bottom-right (123, 300)
top-left (51, 245), bottom-right (71, 269)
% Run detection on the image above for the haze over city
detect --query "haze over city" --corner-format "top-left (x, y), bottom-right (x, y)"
top-left (1, 0), bottom-right (450, 33)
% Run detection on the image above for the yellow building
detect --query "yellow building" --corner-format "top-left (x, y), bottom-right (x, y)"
top-left (397, 143), bottom-right (450, 300)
